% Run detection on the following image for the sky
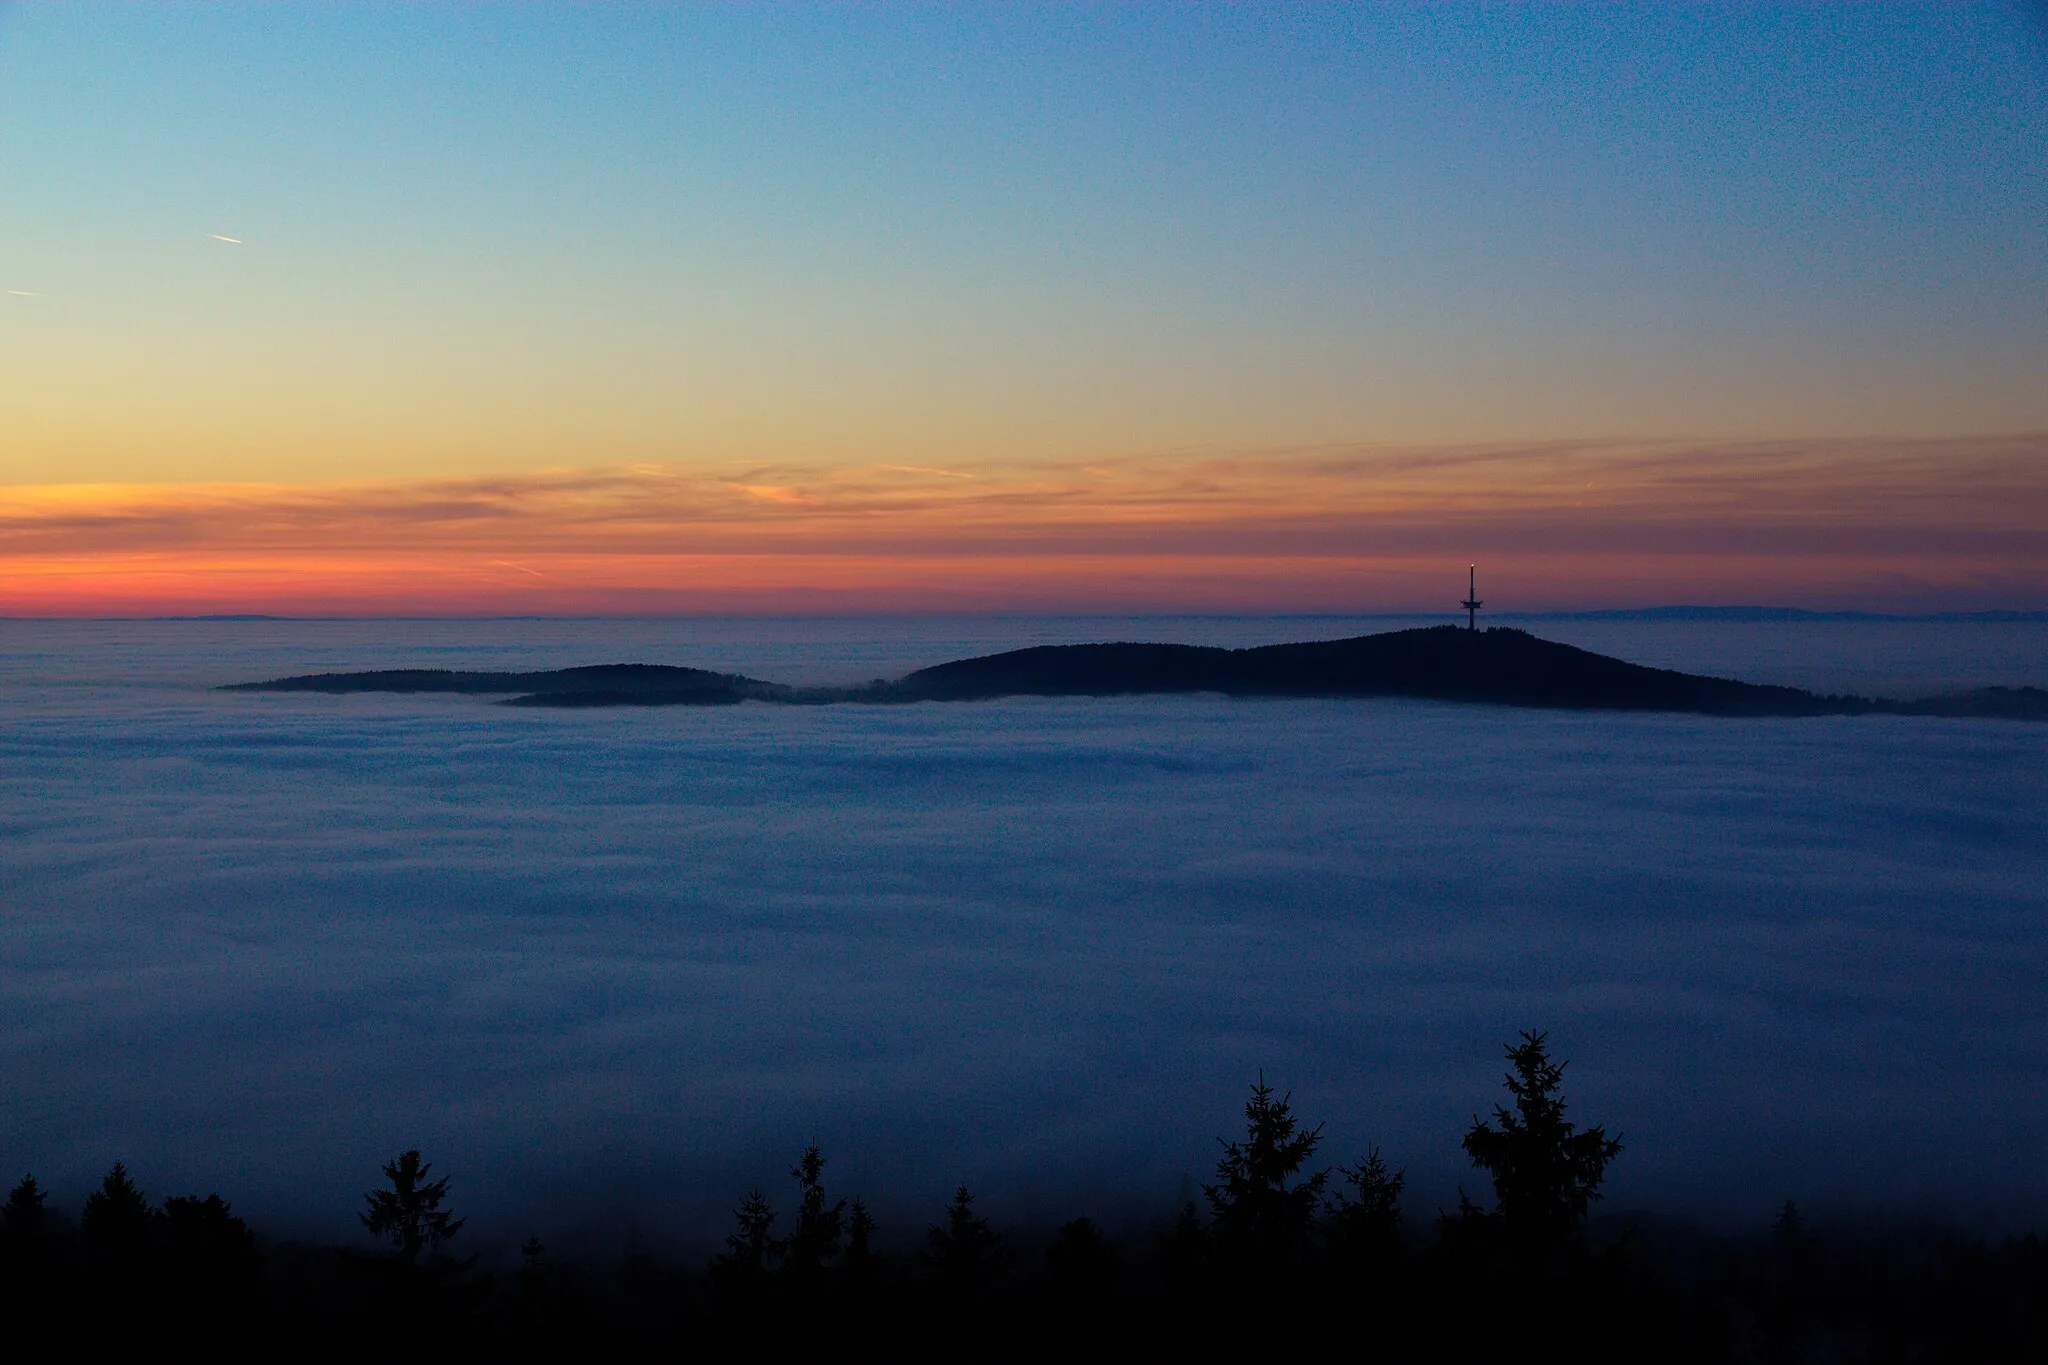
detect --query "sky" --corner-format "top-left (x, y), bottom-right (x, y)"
top-left (2, 1), bottom-right (2046, 614)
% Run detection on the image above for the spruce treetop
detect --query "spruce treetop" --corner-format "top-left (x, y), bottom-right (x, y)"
top-left (360, 1149), bottom-right (465, 1262)
top-left (1461, 1031), bottom-right (1621, 1244)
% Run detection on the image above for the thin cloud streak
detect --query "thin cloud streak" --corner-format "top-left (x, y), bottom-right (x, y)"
top-left (2, 437), bottom-right (2042, 614)
top-left (880, 465), bottom-right (976, 479)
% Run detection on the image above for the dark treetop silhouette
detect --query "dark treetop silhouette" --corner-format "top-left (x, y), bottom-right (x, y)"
top-left (361, 1149), bottom-right (465, 1263)
top-left (4, 1032), bottom-right (2045, 1361)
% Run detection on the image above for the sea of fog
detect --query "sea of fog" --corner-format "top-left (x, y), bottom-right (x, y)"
top-left (1, 615), bottom-right (2044, 1252)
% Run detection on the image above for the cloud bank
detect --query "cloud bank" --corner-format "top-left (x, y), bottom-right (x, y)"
top-left (2, 620), bottom-right (2044, 1243)
top-left (4, 436), bottom-right (2044, 614)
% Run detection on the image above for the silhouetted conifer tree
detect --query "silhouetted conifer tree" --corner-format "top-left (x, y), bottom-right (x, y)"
top-left (706, 1185), bottom-right (783, 1347)
top-left (844, 1197), bottom-right (877, 1271)
top-left (81, 1162), bottom-right (158, 1342)
top-left (1765, 1199), bottom-right (1818, 1318)
top-left (1, 1174), bottom-right (51, 1274)
top-left (162, 1193), bottom-right (254, 1265)
top-left (835, 1196), bottom-right (883, 1340)
top-left (361, 1150), bottom-right (465, 1264)
top-left (1204, 1074), bottom-right (1327, 1290)
top-left (2, 1174), bottom-right (47, 1241)
top-left (1460, 1032), bottom-right (1620, 1251)
top-left (358, 1150), bottom-right (478, 1359)
top-left (161, 1193), bottom-right (260, 1350)
top-left (1438, 1033), bottom-right (1629, 1360)
top-left (82, 1161), bottom-right (154, 1253)
top-left (710, 1188), bottom-right (780, 1287)
top-left (782, 1142), bottom-right (845, 1287)
top-left (1329, 1148), bottom-right (1405, 1270)
top-left (1, 1175), bottom-right (59, 1347)
top-left (925, 1185), bottom-right (1001, 1298)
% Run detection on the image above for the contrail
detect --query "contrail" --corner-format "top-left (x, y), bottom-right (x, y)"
top-left (6, 289), bottom-right (39, 297)
top-left (208, 234), bottom-right (243, 244)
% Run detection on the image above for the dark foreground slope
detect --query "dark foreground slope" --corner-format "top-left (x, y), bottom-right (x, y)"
top-left (226, 626), bottom-right (2044, 717)
top-left (886, 626), bottom-right (1864, 715)
top-left (226, 663), bottom-right (786, 707)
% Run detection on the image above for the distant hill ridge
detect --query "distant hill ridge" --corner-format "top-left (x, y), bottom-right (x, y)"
top-left (228, 662), bottom-right (774, 707)
top-left (120, 605), bottom-right (2048, 623)
top-left (225, 625), bottom-right (2045, 719)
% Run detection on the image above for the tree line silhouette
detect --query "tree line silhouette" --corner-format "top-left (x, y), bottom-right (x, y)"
top-left (4, 1031), bottom-right (2043, 1360)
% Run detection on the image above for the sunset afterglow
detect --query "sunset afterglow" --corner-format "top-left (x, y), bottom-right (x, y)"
top-left (4, 3), bottom-right (2045, 614)
top-left (5, 436), bottom-right (2044, 614)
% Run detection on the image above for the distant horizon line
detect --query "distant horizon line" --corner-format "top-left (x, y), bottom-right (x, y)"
top-left (5, 607), bottom-right (2047, 625)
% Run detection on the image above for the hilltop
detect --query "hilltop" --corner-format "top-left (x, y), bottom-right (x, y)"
top-left (224, 624), bottom-right (2043, 718)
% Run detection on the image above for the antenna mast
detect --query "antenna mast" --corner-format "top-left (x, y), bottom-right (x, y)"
top-left (1461, 565), bottom-right (1483, 631)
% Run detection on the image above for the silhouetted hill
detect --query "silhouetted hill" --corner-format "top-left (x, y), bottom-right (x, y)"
top-left (1514, 606), bottom-right (2048, 622)
top-left (884, 626), bottom-right (1865, 715)
top-left (225, 626), bottom-right (2045, 718)
top-left (227, 663), bottom-right (783, 706)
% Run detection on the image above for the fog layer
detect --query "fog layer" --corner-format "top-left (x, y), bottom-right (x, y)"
top-left (1, 619), bottom-right (2042, 1243)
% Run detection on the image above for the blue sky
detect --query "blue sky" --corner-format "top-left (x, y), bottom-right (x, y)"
top-left (2, 3), bottom-right (2045, 611)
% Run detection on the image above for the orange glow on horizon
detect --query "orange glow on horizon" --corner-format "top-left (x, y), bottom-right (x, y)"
top-left (4, 437), bottom-right (2043, 616)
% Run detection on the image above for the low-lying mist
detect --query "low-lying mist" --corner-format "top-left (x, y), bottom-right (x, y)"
top-left (1, 619), bottom-right (2043, 1247)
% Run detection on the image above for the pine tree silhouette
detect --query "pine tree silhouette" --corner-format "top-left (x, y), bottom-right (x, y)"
top-left (845, 1197), bottom-right (876, 1265)
top-left (841, 1195), bottom-right (880, 1302)
top-left (361, 1150), bottom-right (465, 1263)
top-left (2, 1175), bottom-right (46, 1238)
top-left (711, 1188), bottom-right (780, 1285)
top-left (163, 1193), bottom-right (254, 1262)
top-left (1204, 1073), bottom-right (1327, 1285)
top-left (1460, 1032), bottom-right (1622, 1250)
top-left (357, 1150), bottom-right (479, 1359)
top-left (1329, 1147), bottom-right (1406, 1271)
top-left (82, 1161), bottom-right (155, 1252)
top-left (1, 1175), bottom-right (56, 1345)
top-left (925, 1185), bottom-right (1001, 1298)
top-left (161, 1193), bottom-right (260, 1350)
top-left (81, 1162), bottom-right (159, 1343)
top-left (836, 1194), bottom-right (883, 1337)
top-left (782, 1142), bottom-right (845, 1285)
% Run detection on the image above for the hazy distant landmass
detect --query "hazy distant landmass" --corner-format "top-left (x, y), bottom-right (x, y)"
top-left (67, 605), bottom-right (2048, 623)
top-left (228, 662), bottom-right (774, 706)
top-left (227, 624), bottom-right (2046, 718)
top-left (1506, 606), bottom-right (2048, 623)
top-left (1890, 685), bottom-right (2048, 719)
top-left (151, 613), bottom-right (298, 622)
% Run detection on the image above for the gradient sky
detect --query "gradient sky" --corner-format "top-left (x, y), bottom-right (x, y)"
top-left (3, 2), bottom-right (2046, 614)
